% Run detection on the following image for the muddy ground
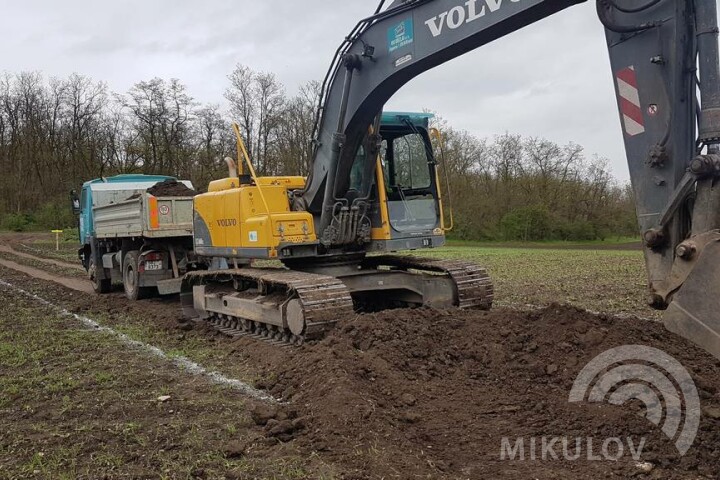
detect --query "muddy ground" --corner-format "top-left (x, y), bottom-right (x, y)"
top-left (0, 234), bottom-right (719, 479)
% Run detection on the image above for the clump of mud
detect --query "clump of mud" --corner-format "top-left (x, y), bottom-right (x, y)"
top-left (147, 179), bottom-right (197, 197)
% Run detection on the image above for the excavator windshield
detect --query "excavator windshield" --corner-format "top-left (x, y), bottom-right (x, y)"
top-left (380, 129), bottom-right (440, 233)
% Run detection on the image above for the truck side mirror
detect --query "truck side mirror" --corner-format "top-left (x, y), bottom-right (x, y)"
top-left (70, 190), bottom-right (81, 215)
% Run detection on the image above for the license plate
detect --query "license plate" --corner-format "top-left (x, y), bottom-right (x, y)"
top-left (145, 260), bottom-right (163, 271)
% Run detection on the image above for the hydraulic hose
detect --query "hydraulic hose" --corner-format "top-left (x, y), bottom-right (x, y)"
top-left (608, 0), bottom-right (662, 14)
top-left (596, 0), bottom-right (662, 33)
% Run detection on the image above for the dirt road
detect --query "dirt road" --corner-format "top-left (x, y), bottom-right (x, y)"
top-left (0, 257), bottom-right (93, 293)
top-left (0, 236), bottom-right (718, 478)
top-left (0, 244), bottom-right (84, 271)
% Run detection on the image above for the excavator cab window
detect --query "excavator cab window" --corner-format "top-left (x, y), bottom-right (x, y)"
top-left (380, 130), bottom-right (439, 233)
top-left (78, 188), bottom-right (87, 214)
top-left (394, 133), bottom-right (432, 189)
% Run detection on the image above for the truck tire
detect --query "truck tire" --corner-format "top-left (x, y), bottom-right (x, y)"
top-left (123, 251), bottom-right (151, 301)
top-left (89, 257), bottom-right (111, 294)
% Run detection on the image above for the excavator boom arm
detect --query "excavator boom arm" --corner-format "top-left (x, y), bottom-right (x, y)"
top-left (300, 0), bottom-right (720, 359)
top-left (301, 0), bottom-right (584, 219)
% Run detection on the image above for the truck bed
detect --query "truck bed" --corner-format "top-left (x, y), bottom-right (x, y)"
top-left (93, 194), bottom-right (194, 239)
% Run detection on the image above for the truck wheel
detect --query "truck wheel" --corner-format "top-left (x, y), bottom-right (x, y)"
top-left (123, 251), bottom-right (150, 301)
top-left (89, 257), bottom-right (111, 294)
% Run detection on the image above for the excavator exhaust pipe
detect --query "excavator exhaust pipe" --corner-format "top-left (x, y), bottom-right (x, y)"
top-left (224, 157), bottom-right (238, 179)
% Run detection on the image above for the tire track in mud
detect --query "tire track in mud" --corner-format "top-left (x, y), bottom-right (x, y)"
top-left (0, 257), bottom-right (94, 293)
top-left (0, 243), bottom-right (84, 270)
top-left (0, 243), bottom-right (278, 403)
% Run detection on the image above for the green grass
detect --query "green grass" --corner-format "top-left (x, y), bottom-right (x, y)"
top-left (446, 236), bottom-right (641, 248)
top-left (0, 284), bottom-right (317, 479)
top-left (16, 239), bottom-right (80, 264)
top-left (411, 245), bottom-right (653, 318)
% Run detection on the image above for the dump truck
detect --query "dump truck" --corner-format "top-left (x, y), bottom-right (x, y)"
top-left (72, 175), bottom-right (199, 299)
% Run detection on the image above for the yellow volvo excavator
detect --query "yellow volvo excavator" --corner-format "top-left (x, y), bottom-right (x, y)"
top-left (180, 0), bottom-right (720, 359)
top-left (187, 117), bottom-right (492, 344)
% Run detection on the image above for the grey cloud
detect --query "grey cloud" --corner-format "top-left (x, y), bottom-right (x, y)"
top-left (3, 0), bottom-right (701, 181)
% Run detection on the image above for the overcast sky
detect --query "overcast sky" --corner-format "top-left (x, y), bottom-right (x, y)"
top-left (1, 1), bottom-right (652, 181)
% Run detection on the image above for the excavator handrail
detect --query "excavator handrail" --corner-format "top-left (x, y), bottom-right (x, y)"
top-left (430, 127), bottom-right (454, 232)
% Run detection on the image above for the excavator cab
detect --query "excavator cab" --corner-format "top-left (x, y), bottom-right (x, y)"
top-left (364, 112), bottom-right (447, 252)
top-left (380, 119), bottom-right (440, 232)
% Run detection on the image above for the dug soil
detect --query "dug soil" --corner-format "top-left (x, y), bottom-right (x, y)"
top-left (0, 250), bottom-right (719, 478)
top-left (245, 305), bottom-right (720, 479)
top-left (146, 179), bottom-right (198, 197)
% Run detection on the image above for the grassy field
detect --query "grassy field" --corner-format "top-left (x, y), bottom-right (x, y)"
top-left (1, 232), bottom-right (653, 318)
top-left (445, 236), bottom-right (641, 248)
top-left (0, 279), bottom-right (315, 479)
top-left (0, 233), bottom-right (658, 478)
top-left (413, 246), bottom-right (652, 317)
top-left (12, 238), bottom-right (79, 264)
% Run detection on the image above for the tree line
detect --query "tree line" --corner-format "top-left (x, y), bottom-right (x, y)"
top-left (0, 66), bottom-right (638, 240)
top-left (432, 121), bottom-right (638, 241)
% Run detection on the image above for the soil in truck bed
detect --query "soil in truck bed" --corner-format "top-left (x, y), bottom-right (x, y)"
top-left (146, 179), bottom-right (198, 197)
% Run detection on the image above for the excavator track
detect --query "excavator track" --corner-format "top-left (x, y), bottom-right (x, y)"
top-left (361, 255), bottom-right (494, 309)
top-left (184, 256), bottom-right (492, 346)
top-left (184, 268), bottom-right (354, 346)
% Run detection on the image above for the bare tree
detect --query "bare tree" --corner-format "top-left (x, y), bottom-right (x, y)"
top-left (276, 80), bottom-right (320, 175)
top-left (122, 78), bottom-right (196, 177)
top-left (225, 65), bottom-right (256, 162)
top-left (194, 104), bottom-right (233, 189)
top-left (0, 69), bottom-right (637, 240)
top-left (224, 65), bottom-right (287, 175)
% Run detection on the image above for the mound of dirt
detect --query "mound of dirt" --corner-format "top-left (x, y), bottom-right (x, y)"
top-left (2, 249), bottom-right (717, 478)
top-left (245, 305), bottom-right (720, 479)
top-left (146, 179), bottom-right (197, 197)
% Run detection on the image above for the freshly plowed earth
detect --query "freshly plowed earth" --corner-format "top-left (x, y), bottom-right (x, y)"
top-left (246, 306), bottom-right (720, 479)
top-left (1, 245), bottom-right (719, 478)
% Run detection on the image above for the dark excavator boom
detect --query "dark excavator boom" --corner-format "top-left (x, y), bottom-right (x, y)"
top-left (298, 0), bottom-right (720, 360)
top-left (299, 0), bottom-right (585, 235)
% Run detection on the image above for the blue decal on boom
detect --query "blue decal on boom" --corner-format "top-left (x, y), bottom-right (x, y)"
top-left (388, 19), bottom-right (414, 53)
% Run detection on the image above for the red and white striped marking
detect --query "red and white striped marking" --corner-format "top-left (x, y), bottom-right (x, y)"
top-left (616, 66), bottom-right (645, 137)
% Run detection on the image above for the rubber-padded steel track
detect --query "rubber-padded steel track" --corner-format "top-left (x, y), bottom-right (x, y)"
top-left (361, 255), bottom-right (494, 309)
top-left (185, 268), bottom-right (354, 345)
top-left (185, 255), bottom-right (492, 346)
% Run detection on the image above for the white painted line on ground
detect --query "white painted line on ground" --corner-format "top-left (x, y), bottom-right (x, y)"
top-left (0, 278), bottom-right (277, 403)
